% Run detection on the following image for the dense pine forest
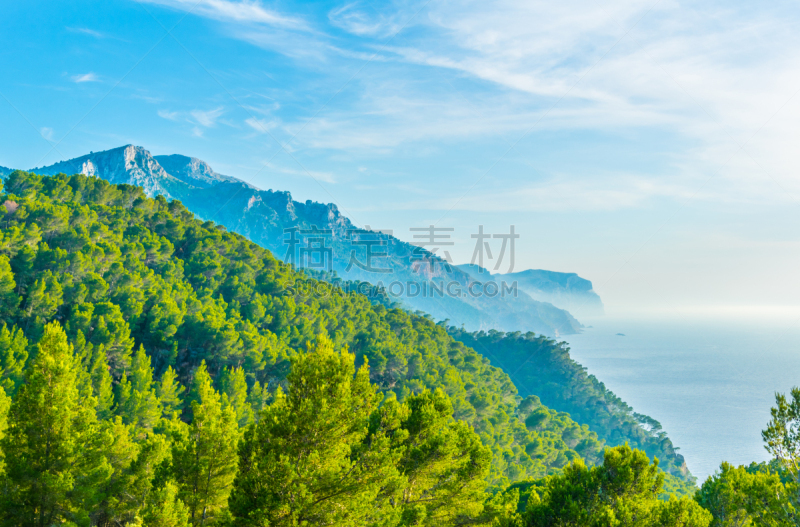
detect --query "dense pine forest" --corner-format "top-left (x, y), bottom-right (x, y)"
top-left (0, 170), bottom-right (796, 526)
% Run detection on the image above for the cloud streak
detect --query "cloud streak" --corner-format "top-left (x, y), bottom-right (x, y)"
top-left (157, 109), bottom-right (180, 121)
top-left (140, 0), bottom-right (307, 29)
top-left (191, 107), bottom-right (225, 127)
top-left (71, 72), bottom-right (99, 83)
top-left (245, 116), bottom-right (279, 133)
top-left (66, 27), bottom-right (107, 38)
top-left (260, 161), bottom-right (336, 184)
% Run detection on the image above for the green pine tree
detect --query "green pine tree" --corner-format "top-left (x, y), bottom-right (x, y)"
top-left (115, 345), bottom-right (161, 430)
top-left (157, 365), bottom-right (186, 418)
top-left (695, 461), bottom-right (793, 527)
top-left (91, 417), bottom-right (141, 525)
top-left (245, 380), bottom-right (268, 420)
top-left (171, 361), bottom-right (239, 525)
top-left (218, 366), bottom-right (253, 427)
top-left (0, 322), bottom-right (103, 526)
top-left (380, 389), bottom-right (495, 525)
top-left (228, 335), bottom-right (399, 526)
top-left (0, 256), bottom-right (20, 325)
top-left (71, 330), bottom-right (94, 400)
top-left (524, 444), bottom-right (712, 527)
top-left (141, 482), bottom-right (191, 527)
top-left (0, 385), bottom-right (10, 476)
top-left (0, 324), bottom-right (27, 396)
top-left (90, 419), bottom-right (172, 525)
top-left (22, 271), bottom-right (62, 332)
top-left (115, 372), bottom-right (133, 419)
top-left (90, 346), bottom-right (115, 420)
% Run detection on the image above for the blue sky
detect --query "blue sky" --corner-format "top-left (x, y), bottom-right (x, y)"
top-left (2, 0), bottom-right (800, 316)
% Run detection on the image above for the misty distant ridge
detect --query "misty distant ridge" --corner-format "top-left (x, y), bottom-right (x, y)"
top-left (457, 264), bottom-right (605, 317)
top-left (14, 144), bottom-right (604, 334)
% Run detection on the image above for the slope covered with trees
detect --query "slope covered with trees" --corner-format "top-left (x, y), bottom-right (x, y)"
top-left (0, 170), bottom-right (796, 525)
top-left (448, 329), bottom-right (692, 483)
top-left (0, 170), bottom-right (603, 490)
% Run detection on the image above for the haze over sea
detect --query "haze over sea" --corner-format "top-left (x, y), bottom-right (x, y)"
top-left (563, 312), bottom-right (800, 482)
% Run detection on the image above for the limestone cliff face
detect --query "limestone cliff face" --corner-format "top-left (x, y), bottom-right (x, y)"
top-left (33, 145), bottom-right (585, 335)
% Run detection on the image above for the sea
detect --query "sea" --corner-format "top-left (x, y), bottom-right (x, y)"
top-left (562, 314), bottom-right (800, 483)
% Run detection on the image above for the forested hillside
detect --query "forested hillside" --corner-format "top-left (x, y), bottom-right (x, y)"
top-left (0, 171), bottom-right (603, 490)
top-left (0, 170), bottom-right (795, 526)
top-left (448, 329), bottom-right (692, 483)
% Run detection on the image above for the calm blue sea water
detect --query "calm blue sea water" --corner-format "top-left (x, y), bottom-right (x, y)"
top-left (562, 316), bottom-right (800, 483)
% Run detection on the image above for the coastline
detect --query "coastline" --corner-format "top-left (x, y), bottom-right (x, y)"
top-left (563, 315), bottom-right (800, 481)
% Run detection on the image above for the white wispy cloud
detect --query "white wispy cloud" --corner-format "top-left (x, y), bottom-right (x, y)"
top-left (157, 107), bottom-right (229, 137)
top-left (260, 161), bottom-right (336, 184)
top-left (132, 93), bottom-right (163, 104)
top-left (245, 116), bottom-right (279, 133)
top-left (141, 0), bottom-right (348, 62)
top-left (191, 107), bottom-right (225, 127)
top-left (157, 109), bottom-right (180, 121)
top-left (328, 2), bottom-right (408, 37)
top-left (140, 0), bottom-right (306, 29)
top-left (66, 27), bottom-right (107, 38)
top-left (71, 72), bottom-right (99, 83)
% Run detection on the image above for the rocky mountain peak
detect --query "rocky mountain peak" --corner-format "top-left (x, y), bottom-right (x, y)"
top-left (34, 145), bottom-right (183, 199)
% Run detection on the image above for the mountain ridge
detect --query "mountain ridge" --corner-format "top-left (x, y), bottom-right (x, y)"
top-left (30, 145), bottom-right (587, 336)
